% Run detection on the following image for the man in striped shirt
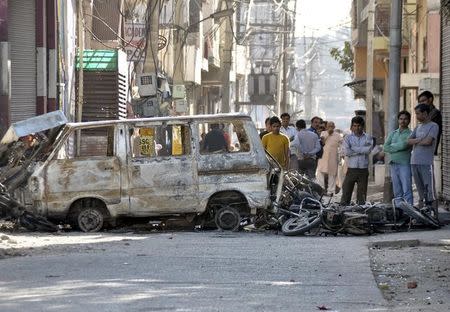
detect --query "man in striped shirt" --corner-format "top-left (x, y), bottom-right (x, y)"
top-left (340, 116), bottom-right (374, 205)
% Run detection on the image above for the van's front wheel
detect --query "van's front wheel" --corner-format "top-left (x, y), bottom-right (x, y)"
top-left (77, 207), bottom-right (104, 232)
top-left (70, 199), bottom-right (108, 232)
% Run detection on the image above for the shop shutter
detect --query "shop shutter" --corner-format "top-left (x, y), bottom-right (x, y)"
top-left (8, 0), bottom-right (36, 124)
top-left (441, 1), bottom-right (450, 200)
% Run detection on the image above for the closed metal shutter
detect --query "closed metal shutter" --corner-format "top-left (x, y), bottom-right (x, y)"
top-left (8, 0), bottom-right (36, 124)
top-left (441, 1), bottom-right (450, 200)
top-left (92, 0), bottom-right (121, 41)
top-left (78, 72), bottom-right (127, 121)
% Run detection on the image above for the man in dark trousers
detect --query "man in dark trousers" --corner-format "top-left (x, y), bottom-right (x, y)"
top-left (418, 91), bottom-right (442, 155)
top-left (408, 104), bottom-right (440, 215)
top-left (340, 116), bottom-right (374, 205)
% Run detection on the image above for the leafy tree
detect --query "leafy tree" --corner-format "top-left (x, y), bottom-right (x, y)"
top-left (330, 41), bottom-right (354, 75)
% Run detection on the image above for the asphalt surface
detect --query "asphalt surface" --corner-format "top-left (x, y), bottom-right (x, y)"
top-left (0, 227), bottom-right (449, 312)
top-left (0, 231), bottom-right (385, 312)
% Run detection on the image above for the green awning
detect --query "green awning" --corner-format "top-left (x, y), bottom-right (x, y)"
top-left (76, 50), bottom-right (118, 71)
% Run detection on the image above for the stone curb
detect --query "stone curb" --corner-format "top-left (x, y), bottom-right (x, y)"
top-left (369, 238), bottom-right (450, 249)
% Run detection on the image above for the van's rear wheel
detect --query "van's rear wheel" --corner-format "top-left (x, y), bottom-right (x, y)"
top-left (214, 206), bottom-right (240, 231)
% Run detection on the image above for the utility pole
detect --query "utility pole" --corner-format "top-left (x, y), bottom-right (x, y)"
top-left (383, 0), bottom-right (403, 201)
top-left (172, 0), bottom-right (185, 112)
top-left (366, 0), bottom-right (375, 178)
top-left (77, 0), bottom-right (84, 123)
top-left (281, 11), bottom-right (288, 114)
top-left (76, 0), bottom-right (84, 155)
top-left (304, 30), bottom-right (314, 120)
top-left (143, 0), bottom-right (160, 74)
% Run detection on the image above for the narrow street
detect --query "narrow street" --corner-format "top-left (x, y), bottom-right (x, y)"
top-left (1, 228), bottom-right (449, 312)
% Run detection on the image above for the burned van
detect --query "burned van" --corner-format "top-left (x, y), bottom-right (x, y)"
top-left (0, 112), bottom-right (272, 232)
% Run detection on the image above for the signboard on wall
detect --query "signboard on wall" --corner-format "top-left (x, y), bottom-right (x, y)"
top-left (124, 22), bottom-right (146, 62)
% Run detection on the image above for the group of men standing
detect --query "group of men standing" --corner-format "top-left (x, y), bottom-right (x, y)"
top-left (260, 90), bottom-right (442, 214)
top-left (384, 91), bottom-right (441, 212)
top-left (261, 113), bottom-right (342, 197)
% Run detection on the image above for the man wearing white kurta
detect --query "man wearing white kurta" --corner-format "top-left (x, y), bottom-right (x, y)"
top-left (317, 122), bottom-right (342, 196)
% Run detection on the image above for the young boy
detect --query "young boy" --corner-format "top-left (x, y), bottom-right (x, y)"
top-left (262, 116), bottom-right (290, 169)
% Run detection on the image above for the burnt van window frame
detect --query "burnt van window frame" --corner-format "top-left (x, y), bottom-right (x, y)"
top-left (55, 126), bottom-right (115, 160)
top-left (129, 123), bottom-right (191, 158)
top-left (198, 121), bottom-right (251, 154)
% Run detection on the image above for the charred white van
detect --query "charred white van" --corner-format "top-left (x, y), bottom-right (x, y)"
top-left (0, 112), bottom-right (272, 232)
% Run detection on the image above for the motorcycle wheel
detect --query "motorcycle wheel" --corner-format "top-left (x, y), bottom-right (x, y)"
top-left (397, 202), bottom-right (440, 229)
top-left (281, 215), bottom-right (321, 236)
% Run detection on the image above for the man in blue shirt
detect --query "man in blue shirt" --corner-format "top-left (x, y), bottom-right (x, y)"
top-left (308, 116), bottom-right (324, 174)
top-left (340, 116), bottom-right (373, 205)
top-left (293, 119), bottom-right (321, 179)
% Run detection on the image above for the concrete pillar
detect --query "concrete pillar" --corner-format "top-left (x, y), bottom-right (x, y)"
top-left (220, 22), bottom-right (234, 113)
top-left (46, 0), bottom-right (57, 112)
top-left (0, 0), bottom-right (10, 136)
top-left (36, 0), bottom-right (47, 115)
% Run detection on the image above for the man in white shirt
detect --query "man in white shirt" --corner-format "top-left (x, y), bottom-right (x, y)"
top-left (340, 116), bottom-right (373, 205)
top-left (280, 113), bottom-right (298, 170)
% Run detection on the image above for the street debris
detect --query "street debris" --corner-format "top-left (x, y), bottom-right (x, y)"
top-left (0, 112), bottom-right (442, 235)
top-left (370, 242), bottom-right (450, 309)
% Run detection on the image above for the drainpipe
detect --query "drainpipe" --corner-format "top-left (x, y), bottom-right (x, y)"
top-left (366, 0), bottom-right (375, 180)
top-left (0, 0), bottom-right (10, 136)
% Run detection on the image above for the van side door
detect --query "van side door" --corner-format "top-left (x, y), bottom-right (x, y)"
top-left (127, 122), bottom-right (198, 215)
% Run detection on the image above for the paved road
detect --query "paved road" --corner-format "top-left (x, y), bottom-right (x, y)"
top-left (0, 230), bottom-right (393, 312)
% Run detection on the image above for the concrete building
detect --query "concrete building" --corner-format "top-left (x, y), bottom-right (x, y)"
top-left (0, 0), bottom-right (59, 136)
top-left (440, 0), bottom-right (450, 202)
top-left (349, 0), bottom-right (443, 194)
top-left (235, 0), bottom-right (297, 128)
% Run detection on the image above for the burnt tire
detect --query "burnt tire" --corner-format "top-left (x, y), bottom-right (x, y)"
top-left (75, 206), bottom-right (105, 233)
top-left (214, 206), bottom-right (240, 231)
top-left (281, 215), bottom-right (321, 236)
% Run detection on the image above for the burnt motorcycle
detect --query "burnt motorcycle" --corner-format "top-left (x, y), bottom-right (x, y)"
top-left (252, 153), bottom-right (325, 232)
top-left (281, 197), bottom-right (440, 236)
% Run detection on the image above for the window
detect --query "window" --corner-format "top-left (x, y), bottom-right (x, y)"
top-left (130, 124), bottom-right (190, 158)
top-left (56, 126), bottom-right (115, 159)
top-left (199, 121), bottom-right (250, 154)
